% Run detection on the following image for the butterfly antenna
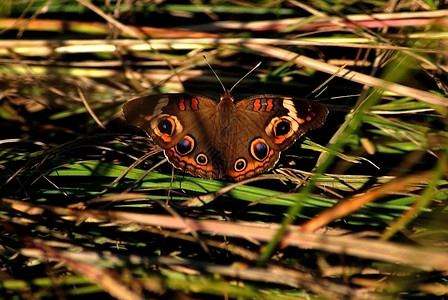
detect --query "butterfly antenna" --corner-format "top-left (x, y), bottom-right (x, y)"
top-left (203, 55), bottom-right (226, 93)
top-left (229, 61), bottom-right (261, 92)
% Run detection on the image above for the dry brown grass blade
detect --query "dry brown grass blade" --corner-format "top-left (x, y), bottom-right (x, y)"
top-left (185, 9), bottom-right (448, 32)
top-left (19, 241), bottom-right (380, 300)
top-left (75, 0), bottom-right (185, 90)
top-left (75, 0), bottom-right (144, 38)
top-left (78, 88), bottom-right (106, 130)
top-left (1, 39), bottom-right (444, 58)
top-left (0, 18), bottom-right (217, 38)
top-left (4, 198), bottom-right (448, 272)
top-left (299, 170), bottom-right (434, 232)
top-left (26, 239), bottom-right (147, 300)
top-left (245, 43), bottom-right (448, 115)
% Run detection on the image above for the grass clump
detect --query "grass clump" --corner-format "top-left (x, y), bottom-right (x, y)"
top-left (0, 1), bottom-right (447, 299)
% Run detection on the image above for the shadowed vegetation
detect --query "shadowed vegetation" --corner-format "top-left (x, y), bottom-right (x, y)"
top-left (0, 1), bottom-right (447, 299)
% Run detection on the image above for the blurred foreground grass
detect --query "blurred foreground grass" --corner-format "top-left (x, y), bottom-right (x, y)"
top-left (0, 1), bottom-right (448, 299)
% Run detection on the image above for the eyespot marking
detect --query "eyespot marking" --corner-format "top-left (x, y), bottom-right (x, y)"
top-left (274, 120), bottom-right (291, 136)
top-left (175, 135), bottom-right (195, 156)
top-left (265, 115), bottom-right (299, 145)
top-left (234, 158), bottom-right (247, 172)
top-left (250, 138), bottom-right (269, 161)
top-left (196, 153), bottom-right (208, 165)
top-left (157, 118), bottom-right (174, 135)
top-left (153, 116), bottom-right (181, 143)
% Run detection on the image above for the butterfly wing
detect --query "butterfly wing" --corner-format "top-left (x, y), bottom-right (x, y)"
top-left (235, 94), bottom-right (328, 150)
top-left (123, 93), bottom-right (224, 179)
top-left (213, 95), bottom-right (328, 181)
top-left (123, 93), bottom-right (328, 181)
top-left (123, 93), bottom-right (217, 148)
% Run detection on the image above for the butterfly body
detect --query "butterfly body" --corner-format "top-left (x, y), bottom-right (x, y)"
top-left (123, 91), bottom-right (328, 181)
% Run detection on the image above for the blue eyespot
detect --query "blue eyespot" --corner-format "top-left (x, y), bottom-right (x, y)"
top-left (250, 138), bottom-right (269, 161)
top-left (196, 153), bottom-right (208, 165)
top-left (175, 135), bottom-right (195, 155)
top-left (275, 120), bottom-right (291, 136)
top-left (158, 118), bottom-right (174, 135)
top-left (234, 158), bottom-right (247, 172)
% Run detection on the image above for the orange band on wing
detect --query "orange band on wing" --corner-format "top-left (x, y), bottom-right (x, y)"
top-left (273, 136), bottom-right (287, 144)
top-left (168, 148), bottom-right (214, 173)
top-left (225, 149), bottom-right (275, 179)
top-left (160, 134), bottom-right (173, 143)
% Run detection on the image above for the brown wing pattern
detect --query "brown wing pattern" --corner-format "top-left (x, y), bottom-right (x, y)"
top-left (235, 95), bottom-right (328, 150)
top-left (123, 92), bottom-right (328, 181)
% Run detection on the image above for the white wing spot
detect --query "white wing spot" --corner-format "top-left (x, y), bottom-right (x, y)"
top-left (153, 97), bottom-right (169, 116)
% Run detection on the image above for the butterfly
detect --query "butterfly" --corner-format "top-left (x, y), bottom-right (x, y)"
top-left (123, 62), bottom-right (328, 181)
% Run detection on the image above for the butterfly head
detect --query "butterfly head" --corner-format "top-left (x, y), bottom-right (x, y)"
top-left (220, 90), bottom-right (235, 103)
top-left (204, 55), bottom-right (261, 105)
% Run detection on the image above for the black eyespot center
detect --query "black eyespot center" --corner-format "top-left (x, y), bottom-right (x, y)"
top-left (234, 158), bottom-right (247, 172)
top-left (158, 118), bottom-right (174, 135)
top-left (175, 135), bottom-right (195, 156)
top-left (250, 138), bottom-right (269, 161)
top-left (275, 120), bottom-right (291, 136)
top-left (196, 153), bottom-right (208, 165)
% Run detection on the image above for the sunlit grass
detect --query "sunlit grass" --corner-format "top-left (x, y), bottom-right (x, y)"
top-left (0, 1), bottom-right (447, 299)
